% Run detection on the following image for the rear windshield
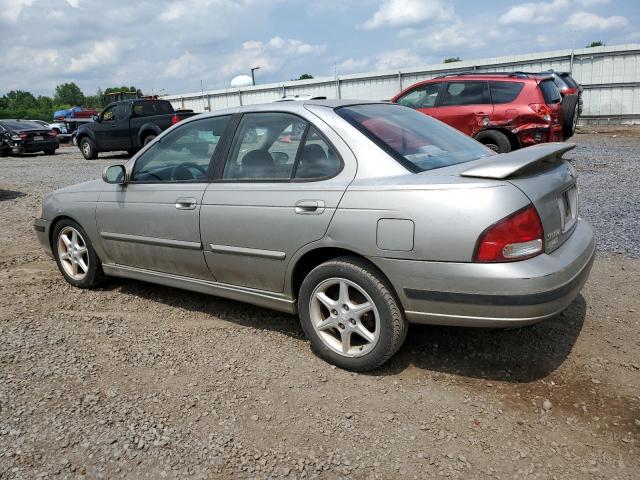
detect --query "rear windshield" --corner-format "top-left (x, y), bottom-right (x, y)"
top-left (336, 103), bottom-right (492, 173)
top-left (539, 80), bottom-right (562, 104)
top-left (132, 100), bottom-right (174, 117)
top-left (0, 120), bottom-right (45, 130)
top-left (489, 81), bottom-right (524, 104)
top-left (559, 73), bottom-right (579, 89)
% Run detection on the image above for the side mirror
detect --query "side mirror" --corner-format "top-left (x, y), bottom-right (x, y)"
top-left (92, 114), bottom-right (100, 122)
top-left (102, 164), bottom-right (126, 184)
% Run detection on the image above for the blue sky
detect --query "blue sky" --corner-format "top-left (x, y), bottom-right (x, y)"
top-left (0, 0), bottom-right (637, 97)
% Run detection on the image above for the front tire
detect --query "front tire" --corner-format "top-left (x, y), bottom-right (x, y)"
top-left (298, 256), bottom-right (408, 371)
top-left (52, 219), bottom-right (104, 288)
top-left (475, 130), bottom-right (511, 153)
top-left (80, 137), bottom-right (98, 160)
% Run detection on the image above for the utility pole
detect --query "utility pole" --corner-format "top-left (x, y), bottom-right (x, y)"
top-left (251, 66), bottom-right (260, 86)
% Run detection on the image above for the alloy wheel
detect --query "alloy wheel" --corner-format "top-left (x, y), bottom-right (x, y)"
top-left (81, 140), bottom-right (90, 157)
top-left (57, 226), bottom-right (89, 280)
top-left (309, 277), bottom-right (380, 357)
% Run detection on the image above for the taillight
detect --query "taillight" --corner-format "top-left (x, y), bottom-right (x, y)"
top-left (529, 103), bottom-right (553, 122)
top-left (561, 87), bottom-right (577, 95)
top-left (19, 133), bottom-right (28, 139)
top-left (474, 205), bottom-right (544, 262)
top-left (48, 131), bottom-right (57, 137)
top-left (171, 114), bottom-right (180, 125)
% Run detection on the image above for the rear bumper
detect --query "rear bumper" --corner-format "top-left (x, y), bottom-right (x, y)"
top-left (517, 125), bottom-right (564, 146)
top-left (34, 218), bottom-right (53, 258)
top-left (12, 140), bottom-right (59, 153)
top-left (371, 218), bottom-right (595, 327)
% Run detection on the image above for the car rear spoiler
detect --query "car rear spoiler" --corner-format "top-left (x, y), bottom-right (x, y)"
top-left (460, 143), bottom-right (575, 179)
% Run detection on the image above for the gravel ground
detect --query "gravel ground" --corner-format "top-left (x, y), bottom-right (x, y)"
top-left (0, 135), bottom-right (639, 479)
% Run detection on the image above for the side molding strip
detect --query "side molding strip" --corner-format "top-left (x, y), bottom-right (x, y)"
top-left (101, 232), bottom-right (202, 250)
top-left (102, 263), bottom-right (297, 314)
top-left (209, 244), bottom-right (286, 260)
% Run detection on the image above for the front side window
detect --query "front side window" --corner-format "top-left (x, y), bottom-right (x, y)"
top-left (336, 103), bottom-right (491, 173)
top-left (396, 83), bottom-right (440, 109)
top-left (440, 81), bottom-right (490, 106)
top-left (131, 115), bottom-right (230, 182)
top-left (102, 105), bottom-right (116, 121)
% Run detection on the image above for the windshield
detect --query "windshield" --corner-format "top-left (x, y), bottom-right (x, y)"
top-left (335, 103), bottom-right (492, 173)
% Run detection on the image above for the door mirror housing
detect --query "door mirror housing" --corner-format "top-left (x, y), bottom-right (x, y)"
top-left (92, 114), bottom-right (101, 122)
top-left (102, 164), bottom-right (126, 184)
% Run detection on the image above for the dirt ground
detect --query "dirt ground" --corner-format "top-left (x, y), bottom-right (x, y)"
top-left (0, 137), bottom-right (639, 479)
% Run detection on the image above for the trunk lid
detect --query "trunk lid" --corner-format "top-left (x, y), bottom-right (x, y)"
top-left (460, 143), bottom-right (578, 253)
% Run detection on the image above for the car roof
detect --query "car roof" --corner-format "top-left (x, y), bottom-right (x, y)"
top-left (190, 99), bottom-right (384, 118)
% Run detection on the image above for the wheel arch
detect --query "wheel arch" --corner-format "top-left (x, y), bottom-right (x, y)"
top-left (137, 124), bottom-right (162, 146)
top-left (289, 246), bottom-right (400, 304)
top-left (48, 214), bottom-right (83, 250)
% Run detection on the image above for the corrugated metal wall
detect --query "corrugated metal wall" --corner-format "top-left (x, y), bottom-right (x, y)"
top-left (164, 44), bottom-right (640, 124)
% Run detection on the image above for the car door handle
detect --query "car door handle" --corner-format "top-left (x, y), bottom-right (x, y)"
top-left (295, 200), bottom-right (325, 215)
top-left (175, 197), bottom-right (197, 210)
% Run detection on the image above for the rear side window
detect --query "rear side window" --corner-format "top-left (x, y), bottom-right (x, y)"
top-left (489, 81), bottom-right (525, 104)
top-left (336, 103), bottom-right (492, 173)
top-left (539, 80), bottom-right (561, 104)
top-left (440, 81), bottom-right (490, 106)
top-left (133, 100), bottom-right (173, 117)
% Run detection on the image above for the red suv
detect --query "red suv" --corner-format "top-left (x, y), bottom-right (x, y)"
top-left (391, 73), bottom-right (564, 153)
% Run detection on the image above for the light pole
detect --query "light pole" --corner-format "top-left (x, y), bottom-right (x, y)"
top-left (250, 66), bottom-right (260, 86)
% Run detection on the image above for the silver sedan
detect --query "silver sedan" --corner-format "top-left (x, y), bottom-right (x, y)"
top-left (34, 100), bottom-right (595, 371)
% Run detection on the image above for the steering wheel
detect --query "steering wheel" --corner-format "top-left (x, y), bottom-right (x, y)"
top-left (182, 162), bottom-right (207, 176)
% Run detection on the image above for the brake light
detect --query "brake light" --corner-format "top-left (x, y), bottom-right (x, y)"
top-left (19, 133), bottom-right (28, 139)
top-left (171, 114), bottom-right (180, 125)
top-left (529, 103), bottom-right (553, 122)
top-left (48, 131), bottom-right (57, 137)
top-left (474, 205), bottom-right (544, 262)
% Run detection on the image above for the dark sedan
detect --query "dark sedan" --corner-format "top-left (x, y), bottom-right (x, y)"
top-left (0, 120), bottom-right (59, 156)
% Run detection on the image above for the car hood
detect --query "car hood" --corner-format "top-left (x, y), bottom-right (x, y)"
top-left (53, 179), bottom-right (103, 195)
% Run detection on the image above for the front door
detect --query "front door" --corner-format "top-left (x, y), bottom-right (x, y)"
top-left (96, 115), bottom-right (231, 279)
top-left (200, 112), bottom-right (354, 292)
top-left (93, 104), bottom-right (119, 150)
top-left (434, 81), bottom-right (493, 136)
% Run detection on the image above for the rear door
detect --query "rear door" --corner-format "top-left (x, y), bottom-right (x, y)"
top-left (434, 81), bottom-right (493, 136)
top-left (200, 111), bottom-right (355, 292)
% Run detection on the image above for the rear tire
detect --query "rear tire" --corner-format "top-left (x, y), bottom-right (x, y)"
top-left (80, 137), bottom-right (98, 160)
top-left (298, 256), bottom-right (408, 371)
top-left (563, 101), bottom-right (579, 139)
top-left (475, 130), bottom-right (511, 153)
top-left (52, 219), bottom-right (105, 289)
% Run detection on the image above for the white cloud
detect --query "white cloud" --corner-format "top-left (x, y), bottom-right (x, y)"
top-left (374, 49), bottom-right (423, 70)
top-left (69, 40), bottom-right (120, 73)
top-left (499, 0), bottom-right (570, 25)
top-left (565, 11), bottom-right (628, 30)
top-left (163, 51), bottom-right (198, 78)
top-left (363, 0), bottom-right (454, 29)
top-left (65, 0), bottom-right (81, 8)
top-left (336, 57), bottom-right (371, 74)
top-left (0, 0), bottom-right (35, 22)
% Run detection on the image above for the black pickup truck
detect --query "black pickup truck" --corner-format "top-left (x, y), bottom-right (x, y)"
top-left (75, 99), bottom-right (195, 159)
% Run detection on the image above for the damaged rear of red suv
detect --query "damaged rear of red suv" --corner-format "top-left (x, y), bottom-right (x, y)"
top-left (391, 72), bottom-right (564, 153)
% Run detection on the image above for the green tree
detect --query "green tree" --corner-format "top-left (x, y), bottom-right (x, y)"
top-left (54, 82), bottom-right (85, 106)
top-left (297, 74), bottom-right (314, 80)
top-left (443, 57), bottom-right (462, 63)
top-left (586, 41), bottom-right (604, 48)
